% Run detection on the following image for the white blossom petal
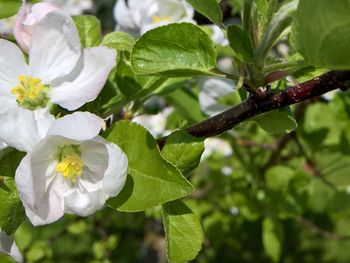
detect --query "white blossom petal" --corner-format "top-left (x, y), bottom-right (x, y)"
top-left (47, 112), bottom-right (104, 141)
top-left (0, 231), bottom-right (23, 263)
top-left (0, 97), bottom-right (17, 114)
top-left (50, 46), bottom-right (116, 110)
top-left (102, 139), bottom-right (128, 197)
top-left (64, 189), bottom-right (106, 217)
top-left (81, 140), bottom-right (108, 177)
top-left (0, 107), bottom-right (54, 152)
top-left (15, 137), bottom-right (65, 226)
top-left (29, 11), bottom-right (81, 82)
top-left (114, 0), bottom-right (140, 33)
top-left (0, 39), bottom-right (28, 98)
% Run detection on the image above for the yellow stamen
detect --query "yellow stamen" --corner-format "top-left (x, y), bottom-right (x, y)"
top-left (11, 75), bottom-right (48, 110)
top-left (152, 15), bottom-right (171, 24)
top-left (56, 145), bottom-right (84, 183)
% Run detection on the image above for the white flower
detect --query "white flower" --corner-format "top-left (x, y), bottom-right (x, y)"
top-left (132, 107), bottom-right (173, 137)
top-left (0, 230), bottom-right (23, 263)
top-left (114, 0), bottom-right (195, 36)
top-left (198, 77), bottom-right (236, 116)
top-left (0, 16), bottom-right (16, 36)
top-left (205, 24), bottom-right (229, 46)
top-left (14, 2), bottom-right (60, 52)
top-left (201, 138), bottom-right (233, 160)
top-left (44, 0), bottom-right (94, 15)
top-left (0, 11), bottom-right (116, 152)
top-left (15, 112), bottom-right (128, 226)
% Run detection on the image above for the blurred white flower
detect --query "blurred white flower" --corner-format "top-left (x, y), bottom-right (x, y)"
top-left (0, 11), bottom-right (116, 152)
top-left (0, 16), bottom-right (16, 36)
top-left (229, 207), bottom-right (239, 216)
top-left (201, 138), bottom-right (233, 160)
top-left (15, 112), bottom-right (128, 226)
top-left (217, 57), bottom-right (234, 74)
top-left (206, 24), bottom-right (229, 46)
top-left (44, 0), bottom-right (93, 15)
top-left (221, 166), bottom-right (233, 176)
top-left (0, 230), bottom-right (23, 263)
top-left (198, 77), bottom-right (236, 116)
top-left (322, 90), bottom-right (339, 101)
top-left (132, 107), bottom-right (173, 137)
top-left (114, 0), bottom-right (195, 36)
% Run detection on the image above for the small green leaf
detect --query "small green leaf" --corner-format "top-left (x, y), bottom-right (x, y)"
top-left (0, 177), bottom-right (26, 235)
top-left (227, 25), bottom-right (254, 63)
top-left (186, 0), bottom-right (223, 27)
top-left (101, 32), bottom-right (135, 53)
top-left (73, 15), bottom-right (101, 48)
top-left (262, 217), bottom-right (284, 262)
top-left (253, 109), bottom-right (297, 135)
top-left (0, 0), bottom-right (21, 19)
top-left (292, 0), bottom-right (350, 69)
top-left (163, 200), bottom-right (204, 263)
top-left (265, 166), bottom-right (295, 192)
top-left (161, 131), bottom-right (204, 176)
top-left (0, 149), bottom-right (25, 178)
top-left (106, 121), bottom-right (194, 212)
top-left (131, 23), bottom-right (217, 77)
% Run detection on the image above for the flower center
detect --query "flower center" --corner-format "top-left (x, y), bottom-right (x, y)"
top-left (11, 76), bottom-right (49, 110)
top-left (56, 145), bottom-right (84, 183)
top-left (152, 15), bottom-right (171, 24)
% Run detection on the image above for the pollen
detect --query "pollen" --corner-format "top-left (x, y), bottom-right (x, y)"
top-left (152, 15), bottom-right (171, 24)
top-left (56, 145), bottom-right (84, 183)
top-left (11, 75), bottom-right (49, 110)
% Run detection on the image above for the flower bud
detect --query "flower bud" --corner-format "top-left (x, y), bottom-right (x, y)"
top-left (14, 2), bottom-right (59, 52)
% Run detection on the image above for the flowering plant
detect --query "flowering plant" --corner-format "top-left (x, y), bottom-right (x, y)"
top-left (1, 0), bottom-right (350, 262)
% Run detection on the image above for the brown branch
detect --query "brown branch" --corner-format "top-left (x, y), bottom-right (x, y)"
top-left (158, 71), bottom-right (350, 147)
top-left (297, 216), bottom-right (350, 241)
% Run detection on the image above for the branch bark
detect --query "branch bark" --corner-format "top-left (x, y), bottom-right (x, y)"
top-left (158, 71), bottom-right (350, 147)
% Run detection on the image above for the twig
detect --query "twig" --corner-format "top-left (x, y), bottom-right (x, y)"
top-left (157, 71), bottom-right (350, 148)
top-left (297, 216), bottom-right (350, 241)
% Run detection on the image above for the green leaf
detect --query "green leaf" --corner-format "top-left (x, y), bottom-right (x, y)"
top-left (186, 0), bottom-right (223, 27)
top-left (73, 15), bottom-right (101, 48)
top-left (165, 88), bottom-right (206, 124)
top-left (262, 217), bottom-right (284, 262)
top-left (0, 177), bottom-right (26, 235)
top-left (253, 109), bottom-right (297, 135)
top-left (101, 32), bottom-right (135, 53)
top-left (161, 131), bottom-right (204, 176)
top-left (0, 0), bottom-right (21, 19)
top-left (0, 149), bottom-right (25, 178)
top-left (292, 0), bottom-right (350, 69)
top-left (106, 121), bottom-right (194, 212)
top-left (163, 200), bottom-right (204, 263)
top-left (255, 0), bottom-right (298, 70)
top-left (227, 0), bottom-right (244, 13)
top-left (131, 23), bottom-right (217, 77)
top-left (227, 25), bottom-right (254, 63)
top-left (265, 166), bottom-right (295, 192)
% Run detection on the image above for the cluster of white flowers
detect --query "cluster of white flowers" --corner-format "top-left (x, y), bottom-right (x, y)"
top-left (114, 0), bottom-right (195, 37)
top-left (0, 3), bottom-right (128, 262)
